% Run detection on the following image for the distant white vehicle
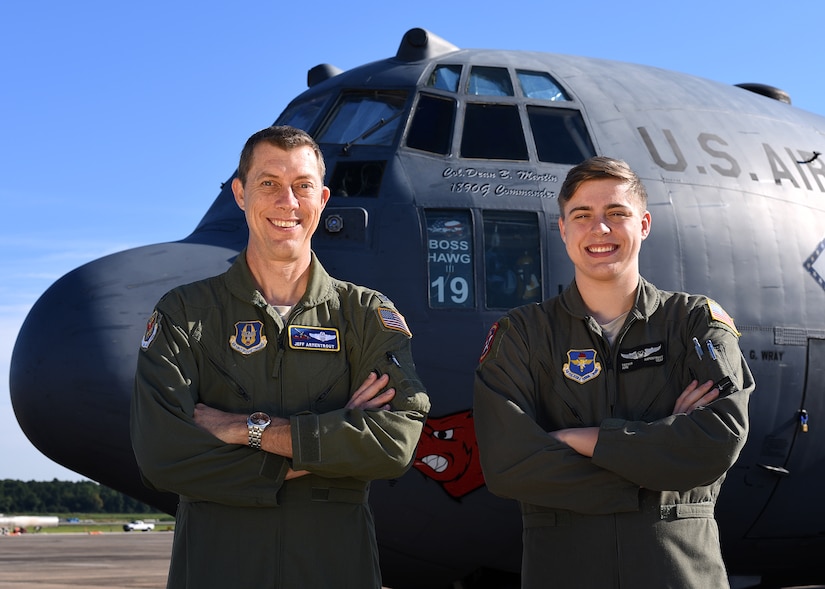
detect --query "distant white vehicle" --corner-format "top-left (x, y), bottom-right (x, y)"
top-left (123, 520), bottom-right (154, 532)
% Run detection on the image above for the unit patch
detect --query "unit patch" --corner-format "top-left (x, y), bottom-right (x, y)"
top-left (288, 325), bottom-right (340, 351)
top-left (140, 310), bottom-right (161, 350)
top-left (230, 321), bottom-right (267, 355)
top-left (377, 307), bottom-right (412, 337)
top-left (478, 322), bottom-right (499, 364)
top-left (619, 342), bottom-right (665, 372)
top-left (563, 349), bottom-right (602, 384)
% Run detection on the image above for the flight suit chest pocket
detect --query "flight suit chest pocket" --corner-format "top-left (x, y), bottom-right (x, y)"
top-left (282, 325), bottom-right (351, 414)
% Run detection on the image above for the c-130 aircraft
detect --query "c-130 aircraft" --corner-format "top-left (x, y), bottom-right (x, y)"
top-left (10, 27), bottom-right (825, 588)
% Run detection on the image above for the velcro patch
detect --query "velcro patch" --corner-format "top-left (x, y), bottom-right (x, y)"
top-left (230, 321), bottom-right (267, 355)
top-left (140, 310), bottom-right (161, 350)
top-left (707, 299), bottom-right (740, 335)
top-left (618, 342), bottom-right (665, 372)
top-left (288, 325), bottom-right (340, 351)
top-left (563, 349), bottom-right (602, 384)
top-left (377, 307), bottom-right (411, 337)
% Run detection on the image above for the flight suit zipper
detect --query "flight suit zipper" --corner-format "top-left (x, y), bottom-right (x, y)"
top-left (609, 314), bottom-right (639, 418)
top-left (585, 315), bottom-right (615, 417)
top-left (273, 304), bottom-right (304, 410)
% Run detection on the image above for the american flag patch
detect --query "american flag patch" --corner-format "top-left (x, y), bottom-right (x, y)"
top-left (707, 299), bottom-right (739, 335)
top-left (378, 307), bottom-right (411, 337)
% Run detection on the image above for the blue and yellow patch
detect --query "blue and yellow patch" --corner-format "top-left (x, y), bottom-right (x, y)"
top-left (563, 349), bottom-right (602, 384)
top-left (288, 325), bottom-right (340, 351)
top-left (230, 321), bottom-right (267, 355)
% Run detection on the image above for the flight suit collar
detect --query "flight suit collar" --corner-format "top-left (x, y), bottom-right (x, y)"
top-left (225, 250), bottom-right (336, 310)
top-left (559, 276), bottom-right (662, 321)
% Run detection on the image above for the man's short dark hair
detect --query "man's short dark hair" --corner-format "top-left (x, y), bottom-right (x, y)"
top-left (558, 156), bottom-right (648, 216)
top-left (237, 125), bottom-right (326, 185)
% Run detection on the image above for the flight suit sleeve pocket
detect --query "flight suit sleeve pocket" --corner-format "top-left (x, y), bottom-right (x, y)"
top-left (311, 366), bottom-right (350, 412)
top-left (381, 347), bottom-right (430, 414)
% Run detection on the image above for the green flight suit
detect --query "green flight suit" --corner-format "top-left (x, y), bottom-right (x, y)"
top-left (131, 251), bottom-right (430, 589)
top-left (474, 277), bottom-right (754, 589)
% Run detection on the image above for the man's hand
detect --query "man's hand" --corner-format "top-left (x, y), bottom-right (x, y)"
top-left (346, 371), bottom-right (395, 411)
top-left (672, 379), bottom-right (719, 415)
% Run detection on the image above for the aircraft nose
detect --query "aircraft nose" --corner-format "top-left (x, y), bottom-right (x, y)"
top-left (9, 241), bottom-right (239, 511)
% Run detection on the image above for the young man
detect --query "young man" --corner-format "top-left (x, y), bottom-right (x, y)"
top-left (131, 125), bottom-right (430, 588)
top-left (474, 156), bottom-right (754, 588)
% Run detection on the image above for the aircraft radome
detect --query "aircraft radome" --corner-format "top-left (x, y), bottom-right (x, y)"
top-left (10, 27), bottom-right (825, 589)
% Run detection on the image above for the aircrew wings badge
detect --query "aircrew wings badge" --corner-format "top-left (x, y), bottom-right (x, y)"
top-left (563, 349), bottom-right (602, 384)
top-left (230, 321), bottom-right (267, 355)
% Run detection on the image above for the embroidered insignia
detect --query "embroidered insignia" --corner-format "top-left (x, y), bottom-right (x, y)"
top-left (619, 342), bottom-right (665, 372)
top-left (140, 310), bottom-right (161, 350)
top-left (479, 322), bottom-right (499, 364)
top-left (563, 349), bottom-right (602, 384)
top-left (230, 321), bottom-right (267, 355)
top-left (707, 299), bottom-right (740, 335)
top-left (377, 307), bottom-right (412, 337)
top-left (288, 325), bottom-right (340, 351)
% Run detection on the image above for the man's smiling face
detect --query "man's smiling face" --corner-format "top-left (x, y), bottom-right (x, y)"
top-left (558, 177), bottom-right (651, 286)
top-left (232, 142), bottom-right (330, 266)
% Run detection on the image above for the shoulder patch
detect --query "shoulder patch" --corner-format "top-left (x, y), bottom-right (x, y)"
top-left (377, 307), bottom-right (411, 337)
top-left (706, 299), bottom-right (740, 336)
top-left (140, 310), bottom-right (162, 350)
top-left (478, 317), bottom-right (510, 366)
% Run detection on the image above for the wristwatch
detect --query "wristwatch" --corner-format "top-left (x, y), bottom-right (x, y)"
top-left (247, 411), bottom-right (271, 449)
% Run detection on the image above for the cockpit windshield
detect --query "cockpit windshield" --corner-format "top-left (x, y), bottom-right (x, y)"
top-left (316, 91), bottom-right (408, 147)
top-left (409, 63), bottom-right (594, 163)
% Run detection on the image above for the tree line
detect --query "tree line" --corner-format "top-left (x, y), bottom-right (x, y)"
top-left (0, 479), bottom-right (155, 514)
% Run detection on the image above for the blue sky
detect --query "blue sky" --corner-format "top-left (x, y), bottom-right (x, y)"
top-left (2, 0), bottom-right (823, 482)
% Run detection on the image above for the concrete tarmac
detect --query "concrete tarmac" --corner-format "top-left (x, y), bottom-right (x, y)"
top-left (1, 533), bottom-right (822, 588)
top-left (0, 532), bottom-right (173, 588)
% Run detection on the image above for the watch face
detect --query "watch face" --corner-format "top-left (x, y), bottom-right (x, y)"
top-left (249, 412), bottom-right (270, 426)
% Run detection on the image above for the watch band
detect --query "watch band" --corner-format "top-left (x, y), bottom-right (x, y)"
top-left (248, 425), bottom-right (265, 449)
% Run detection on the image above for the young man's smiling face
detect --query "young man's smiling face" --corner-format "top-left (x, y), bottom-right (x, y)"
top-left (232, 142), bottom-right (330, 266)
top-left (558, 177), bottom-right (651, 287)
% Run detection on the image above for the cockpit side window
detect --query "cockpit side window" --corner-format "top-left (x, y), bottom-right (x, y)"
top-left (427, 65), bottom-right (461, 92)
top-left (468, 66), bottom-right (514, 97)
top-left (527, 105), bottom-right (596, 164)
top-left (407, 94), bottom-right (456, 155)
top-left (483, 211), bottom-right (542, 309)
top-left (461, 103), bottom-right (528, 161)
top-left (516, 70), bottom-right (569, 101)
top-left (316, 91), bottom-right (408, 147)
